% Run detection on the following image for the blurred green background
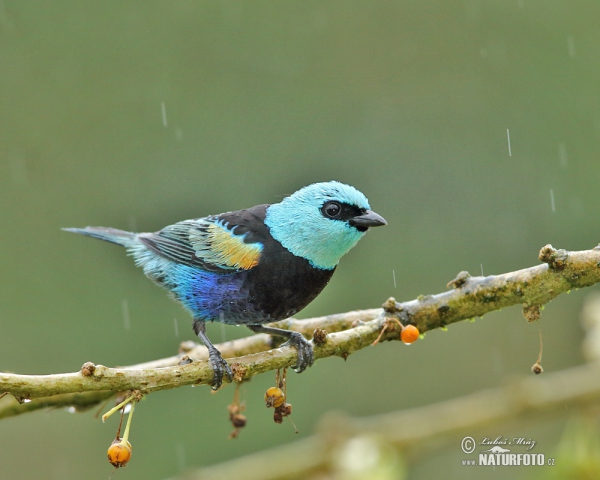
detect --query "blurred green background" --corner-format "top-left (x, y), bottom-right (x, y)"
top-left (1, 1), bottom-right (600, 479)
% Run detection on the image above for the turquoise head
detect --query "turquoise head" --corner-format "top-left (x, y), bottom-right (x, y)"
top-left (265, 181), bottom-right (387, 270)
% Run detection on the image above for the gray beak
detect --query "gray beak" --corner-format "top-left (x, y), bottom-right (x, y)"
top-left (349, 210), bottom-right (387, 230)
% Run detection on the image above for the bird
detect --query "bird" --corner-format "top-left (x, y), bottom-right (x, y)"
top-left (64, 181), bottom-right (387, 389)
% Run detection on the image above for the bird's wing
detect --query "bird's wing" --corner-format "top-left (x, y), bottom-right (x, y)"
top-left (137, 214), bottom-right (264, 273)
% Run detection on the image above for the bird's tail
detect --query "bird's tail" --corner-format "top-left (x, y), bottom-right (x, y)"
top-left (62, 226), bottom-right (138, 247)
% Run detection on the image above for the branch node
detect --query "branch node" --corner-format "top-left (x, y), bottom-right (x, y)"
top-left (81, 362), bottom-right (96, 377)
top-left (539, 244), bottom-right (568, 270)
top-left (447, 271), bottom-right (471, 289)
top-left (91, 364), bottom-right (108, 379)
top-left (523, 304), bottom-right (542, 323)
top-left (382, 297), bottom-right (401, 313)
top-left (131, 390), bottom-right (144, 402)
top-left (230, 363), bottom-right (249, 383)
top-left (312, 328), bottom-right (328, 346)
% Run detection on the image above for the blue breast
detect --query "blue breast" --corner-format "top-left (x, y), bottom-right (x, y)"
top-left (168, 264), bottom-right (264, 324)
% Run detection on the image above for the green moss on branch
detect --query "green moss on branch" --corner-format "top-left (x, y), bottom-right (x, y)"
top-left (1, 244), bottom-right (599, 420)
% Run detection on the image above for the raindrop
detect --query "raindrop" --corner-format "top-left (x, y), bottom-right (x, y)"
top-left (173, 318), bottom-right (179, 337)
top-left (122, 299), bottom-right (131, 330)
top-left (480, 264), bottom-right (484, 276)
top-left (550, 189), bottom-right (555, 213)
top-left (567, 35), bottom-right (575, 57)
top-left (392, 269), bottom-right (397, 288)
top-left (23, 399), bottom-right (31, 403)
top-left (66, 406), bottom-right (76, 414)
top-left (517, 0), bottom-right (524, 7)
top-left (506, 129), bottom-right (512, 157)
top-left (558, 143), bottom-right (568, 168)
top-left (161, 102), bottom-right (168, 128)
top-left (175, 126), bottom-right (183, 140)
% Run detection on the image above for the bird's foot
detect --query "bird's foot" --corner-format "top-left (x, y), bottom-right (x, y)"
top-left (282, 332), bottom-right (314, 373)
top-left (246, 324), bottom-right (314, 373)
top-left (208, 347), bottom-right (233, 390)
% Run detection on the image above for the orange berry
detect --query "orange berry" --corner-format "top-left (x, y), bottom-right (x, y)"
top-left (401, 325), bottom-right (419, 344)
top-left (107, 438), bottom-right (132, 468)
top-left (264, 387), bottom-right (285, 408)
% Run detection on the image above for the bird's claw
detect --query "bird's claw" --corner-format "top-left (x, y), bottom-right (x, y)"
top-left (208, 348), bottom-right (233, 390)
top-left (282, 332), bottom-right (314, 373)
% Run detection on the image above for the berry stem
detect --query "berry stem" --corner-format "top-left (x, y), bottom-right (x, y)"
top-left (121, 401), bottom-right (135, 445)
top-left (102, 394), bottom-right (135, 423)
top-left (115, 407), bottom-right (125, 440)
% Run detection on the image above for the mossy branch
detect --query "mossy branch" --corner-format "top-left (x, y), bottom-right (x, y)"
top-left (1, 243), bottom-right (599, 419)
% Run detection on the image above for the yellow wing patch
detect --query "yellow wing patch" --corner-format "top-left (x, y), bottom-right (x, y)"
top-left (206, 223), bottom-right (262, 270)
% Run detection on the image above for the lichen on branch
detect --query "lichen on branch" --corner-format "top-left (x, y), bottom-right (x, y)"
top-left (1, 244), bottom-right (599, 420)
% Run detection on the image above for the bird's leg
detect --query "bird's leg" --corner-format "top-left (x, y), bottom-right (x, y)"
top-left (193, 320), bottom-right (233, 390)
top-left (247, 325), bottom-right (314, 373)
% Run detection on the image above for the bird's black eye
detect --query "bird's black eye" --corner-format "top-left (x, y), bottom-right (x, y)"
top-left (322, 201), bottom-right (342, 218)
